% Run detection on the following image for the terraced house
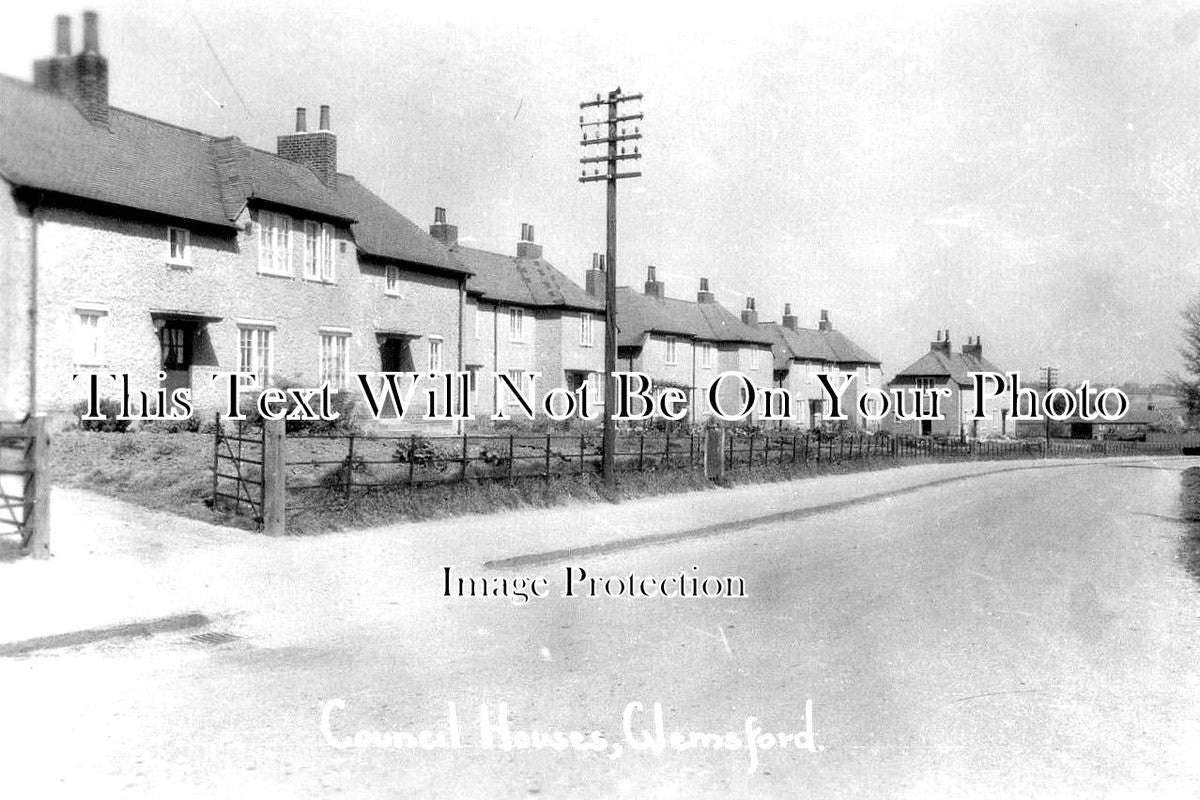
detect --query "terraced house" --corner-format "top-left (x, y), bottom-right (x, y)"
top-left (760, 306), bottom-right (883, 430)
top-left (600, 265), bottom-right (775, 424)
top-left (428, 209), bottom-right (605, 418)
top-left (0, 13), bottom-right (467, 423)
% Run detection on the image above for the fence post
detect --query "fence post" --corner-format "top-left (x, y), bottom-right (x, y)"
top-left (665, 431), bottom-right (671, 469)
top-left (544, 435), bottom-right (552, 480)
top-left (345, 432), bottom-right (355, 502)
top-left (262, 417), bottom-right (286, 536)
top-left (508, 434), bottom-right (515, 482)
top-left (747, 435), bottom-right (755, 471)
top-left (211, 411), bottom-right (220, 512)
top-left (704, 427), bottom-right (726, 481)
top-left (461, 433), bottom-right (469, 480)
top-left (25, 415), bottom-right (51, 559)
top-left (638, 434), bottom-right (645, 470)
top-left (579, 433), bottom-right (586, 475)
top-left (409, 435), bottom-right (417, 483)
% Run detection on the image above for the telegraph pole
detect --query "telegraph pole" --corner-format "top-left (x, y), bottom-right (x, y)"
top-left (579, 88), bottom-right (642, 488)
top-left (1041, 365), bottom-right (1059, 452)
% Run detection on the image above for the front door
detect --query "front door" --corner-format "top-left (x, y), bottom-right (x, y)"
top-left (160, 323), bottom-right (194, 397)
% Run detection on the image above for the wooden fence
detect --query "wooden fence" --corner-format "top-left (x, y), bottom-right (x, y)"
top-left (211, 424), bottom-right (1190, 533)
top-left (0, 416), bottom-right (50, 557)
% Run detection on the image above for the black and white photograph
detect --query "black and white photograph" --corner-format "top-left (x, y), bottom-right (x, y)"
top-left (2, 0), bottom-right (1200, 797)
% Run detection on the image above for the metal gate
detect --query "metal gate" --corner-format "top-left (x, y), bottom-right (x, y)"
top-left (211, 418), bottom-right (264, 522)
top-left (0, 415), bottom-right (50, 555)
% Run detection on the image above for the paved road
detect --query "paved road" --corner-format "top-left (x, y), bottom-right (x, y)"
top-left (3, 459), bottom-right (1199, 798)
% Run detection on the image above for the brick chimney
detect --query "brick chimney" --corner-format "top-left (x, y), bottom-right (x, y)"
top-left (962, 335), bottom-right (982, 360)
top-left (697, 277), bottom-right (715, 304)
top-left (782, 303), bottom-right (798, 330)
top-left (585, 253), bottom-right (606, 297)
top-left (429, 206), bottom-right (458, 247)
top-left (33, 11), bottom-right (109, 126)
top-left (517, 223), bottom-right (543, 259)
top-left (740, 297), bottom-right (758, 327)
top-left (644, 265), bottom-right (665, 300)
top-left (931, 329), bottom-right (951, 355)
top-left (277, 104), bottom-right (338, 187)
top-left (818, 309), bottom-right (832, 332)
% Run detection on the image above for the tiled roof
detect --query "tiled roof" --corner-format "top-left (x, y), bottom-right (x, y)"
top-left (615, 288), bottom-right (775, 349)
top-left (0, 74), bottom-right (455, 273)
top-left (334, 177), bottom-right (464, 274)
top-left (760, 321), bottom-right (881, 370)
top-left (455, 246), bottom-right (603, 311)
top-left (891, 347), bottom-right (1003, 386)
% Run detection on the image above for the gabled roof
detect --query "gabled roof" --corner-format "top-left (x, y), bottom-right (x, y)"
top-left (615, 288), bottom-right (775, 349)
top-left (891, 347), bottom-right (1003, 387)
top-left (0, 74), bottom-right (456, 274)
top-left (335, 177), bottom-right (464, 274)
top-left (455, 245), bottom-right (603, 311)
top-left (760, 321), bottom-right (881, 371)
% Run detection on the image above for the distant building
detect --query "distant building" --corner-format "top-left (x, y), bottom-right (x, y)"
top-left (759, 306), bottom-right (883, 430)
top-left (886, 331), bottom-right (1010, 438)
top-left (430, 211), bottom-right (605, 420)
top-left (598, 266), bottom-right (775, 424)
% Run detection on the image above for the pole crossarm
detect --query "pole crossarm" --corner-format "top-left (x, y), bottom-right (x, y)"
top-left (580, 153), bottom-right (642, 165)
top-left (580, 114), bottom-right (644, 126)
top-left (579, 172), bottom-right (642, 183)
top-left (580, 134), bottom-right (643, 146)
top-left (580, 93), bottom-right (643, 108)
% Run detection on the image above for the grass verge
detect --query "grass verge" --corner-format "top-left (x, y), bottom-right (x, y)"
top-left (1178, 467), bottom-right (1200, 584)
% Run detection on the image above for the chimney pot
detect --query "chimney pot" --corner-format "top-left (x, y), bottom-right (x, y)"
top-left (55, 15), bottom-right (71, 56)
top-left (647, 265), bottom-right (657, 282)
top-left (318, 104), bottom-right (331, 130)
top-left (295, 107), bottom-right (307, 133)
top-left (434, 206), bottom-right (446, 224)
top-left (784, 303), bottom-right (792, 315)
top-left (82, 10), bottom-right (99, 53)
top-left (700, 278), bottom-right (710, 291)
top-left (599, 255), bottom-right (606, 271)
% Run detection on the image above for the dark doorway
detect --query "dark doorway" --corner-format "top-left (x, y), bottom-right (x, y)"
top-left (160, 322), bottom-right (195, 397)
top-left (920, 419), bottom-right (933, 437)
top-left (380, 337), bottom-right (415, 372)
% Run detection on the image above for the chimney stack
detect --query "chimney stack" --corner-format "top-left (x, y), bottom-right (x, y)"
top-left (931, 329), bottom-right (951, 354)
top-left (782, 303), bottom-right (798, 330)
top-left (697, 277), bottom-right (715, 304)
top-left (429, 206), bottom-right (458, 247)
top-left (585, 252), bottom-right (606, 297)
top-left (644, 265), bottom-right (665, 300)
top-left (741, 297), bottom-right (758, 327)
top-left (818, 309), bottom-right (832, 332)
top-left (34, 11), bottom-right (109, 126)
top-left (517, 223), bottom-right (543, 259)
top-left (962, 335), bottom-right (982, 360)
top-left (55, 14), bottom-right (71, 56)
top-left (277, 103), bottom-right (338, 187)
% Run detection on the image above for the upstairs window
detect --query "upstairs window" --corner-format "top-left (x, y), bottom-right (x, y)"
top-left (508, 308), bottom-right (526, 342)
top-left (258, 211), bottom-right (292, 276)
top-left (303, 221), bottom-right (336, 282)
top-left (580, 312), bottom-right (595, 347)
top-left (167, 227), bottom-right (190, 265)
top-left (701, 343), bottom-right (714, 369)
top-left (665, 336), bottom-right (678, 365)
top-left (750, 347), bottom-right (761, 370)
top-left (385, 265), bottom-right (401, 296)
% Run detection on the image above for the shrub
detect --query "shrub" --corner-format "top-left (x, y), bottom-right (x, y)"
top-left (71, 398), bottom-right (132, 433)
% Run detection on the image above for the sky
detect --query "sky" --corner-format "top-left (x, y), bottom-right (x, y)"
top-left (5, 0), bottom-right (1200, 385)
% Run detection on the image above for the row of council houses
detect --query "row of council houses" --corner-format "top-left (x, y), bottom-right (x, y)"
top-left (2, 11), bottom-right (891, 433)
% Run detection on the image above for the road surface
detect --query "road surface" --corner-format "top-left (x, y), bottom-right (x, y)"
top-left (3, 458), bottom-right (1199, 798)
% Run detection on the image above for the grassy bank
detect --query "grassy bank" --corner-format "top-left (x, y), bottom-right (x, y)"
top-left (1178, 468), bottom-right (1200, 583)
top-left (49, 428), bottom-right (1061, 534)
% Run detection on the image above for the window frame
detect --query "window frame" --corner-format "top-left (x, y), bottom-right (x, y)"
top-left (427, 336), bottom-right (444, 372)
top-left (580, 312), bottom-right (594, 347)
top-left (72, 307), bottom-right (108, 366)
top-left (257, 210), bottom-right (293, 277)
top-left (238, 325), bottom-right (276, 386)
top-left (319, 329), bottom-right (351, 390)
top-left (167, 226), bottom-right (191, 265)
top-left (385, 264), bottom-right (402, 296)
top-left (508, 308), bottom-right (525, 343)
top-left (665, 336), bottom-right (678, 365)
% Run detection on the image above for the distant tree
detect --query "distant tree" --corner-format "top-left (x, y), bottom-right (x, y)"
top-left (1172, 297), bottom-right (1200, 424)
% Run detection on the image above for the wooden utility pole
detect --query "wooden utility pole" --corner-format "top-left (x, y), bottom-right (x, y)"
top-left (1041, 365), bottom-right (1058, 453)
top-left (579, 88), bottom-right (642, 488)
